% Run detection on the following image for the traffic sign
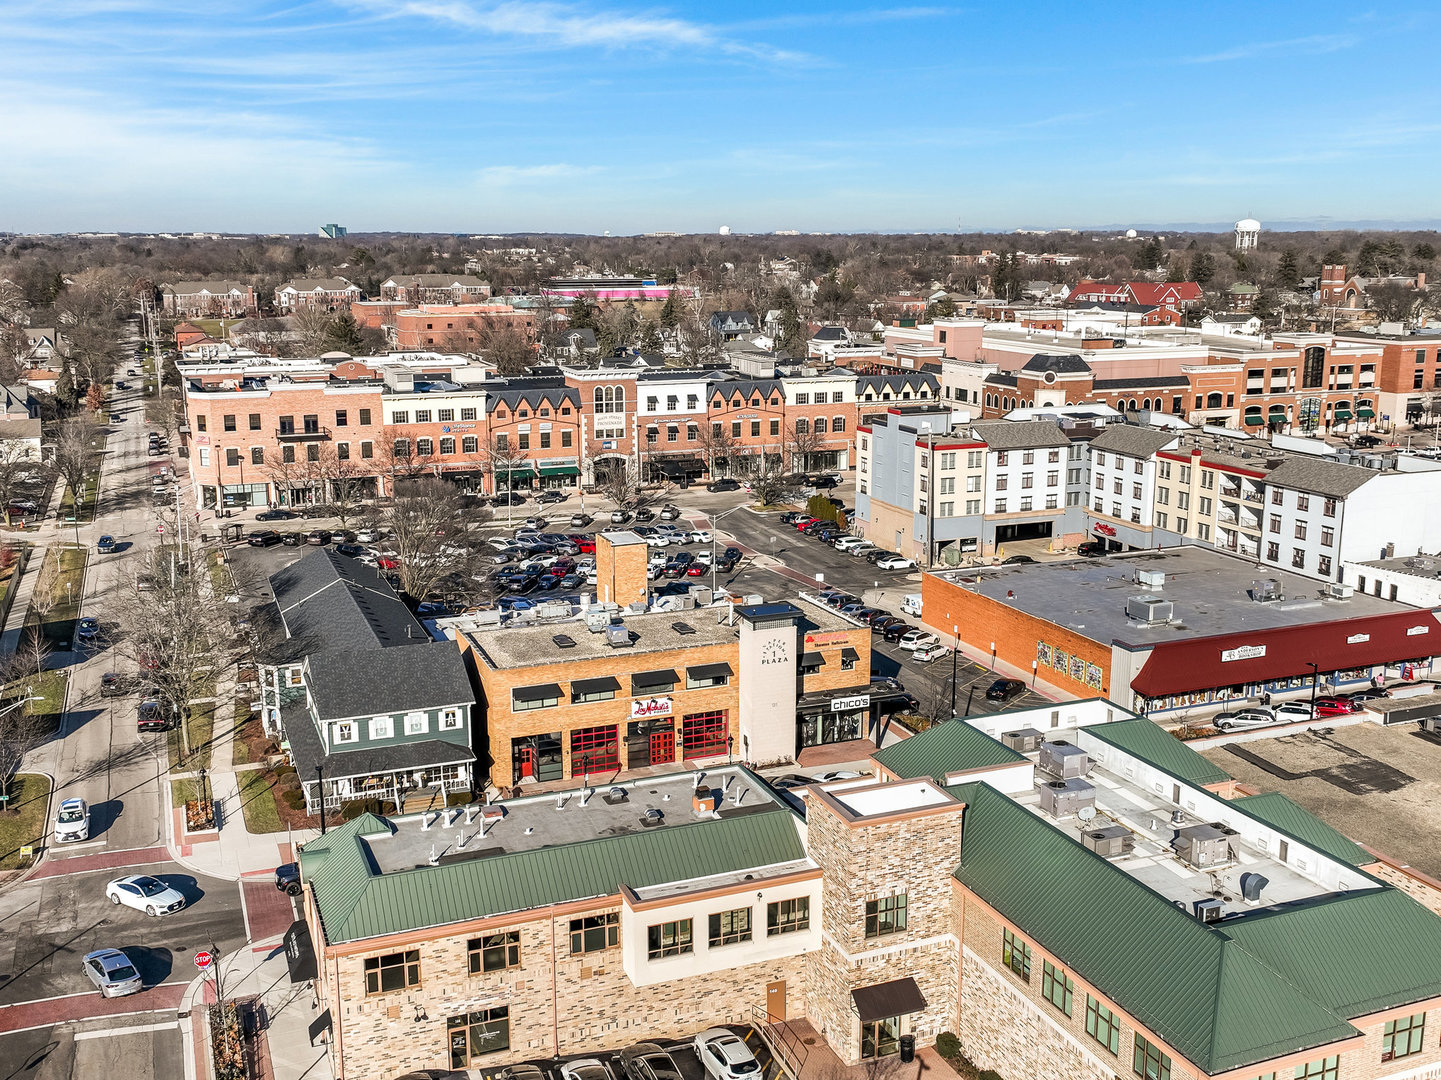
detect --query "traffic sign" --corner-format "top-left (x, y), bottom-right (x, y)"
top-left (194, 950), bottom-right (214, 970)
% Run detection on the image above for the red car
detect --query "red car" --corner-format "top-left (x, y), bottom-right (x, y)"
top-left (375, 555), bottom-right (400, 570)
top-left (794, 517), bottom-right (819, 530)
top-left (685, 563), bottom-right (708, 576)
top-left (1313, 696), bottom-right (1360, 717)
top-left (569, 535), bottom-right (596, 554)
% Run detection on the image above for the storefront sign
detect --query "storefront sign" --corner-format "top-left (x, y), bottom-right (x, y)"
top-left (1093, 523), bottom-right (1117, 537)
top-left (1347, 633), bottom-right (1371, 644)
top-left (805, 632), bottom-right (851, 647)
top-left (830, 695), bottom-right (870, 711)
top-left (631, 697), bottom-right (672, 719)
top-left (1221, 644), bottom-right (1266, 662)
top-left (1407, 625), bottom-right (1431, 637)
top-left (440, 424), bottom-right (476, 433)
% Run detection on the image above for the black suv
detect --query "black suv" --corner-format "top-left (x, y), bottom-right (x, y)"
top-left (247, 530), bottom-right (282, 547)
top-left (275, 862), bottom-right (302, 896)
top-left (706, 478), bottom-right (740, 492)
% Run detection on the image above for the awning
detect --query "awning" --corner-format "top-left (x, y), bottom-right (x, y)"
top-left (801, 651), bottom-right (826, 667)
top-left (632, 669), bottom-right (678, 692)
top-left (686, 662), bottom-right (734, 681)
top-left (851, 978), bottom-right (928, 1022)
top-left (540, 466), bottom-right (580, 477)
top-left (1243, 414), bottom-right (1265, 426)
top-left (498, 468), bottom-right (536, 480)
top-left (841, 647), bottom-right (860, 663)
top-left (284, 920), bottom-right (318, 983)
top-left (1130, 611), bottom-right (1441, 699)
top-left (572, 676), bottom-right (620, 696)
top-left (1332, 410), bottom-right (1353, 421)
top-left (512, 683), bottom-right (562, 704)
top-left (1358, 407), bottom-right (1376, 418)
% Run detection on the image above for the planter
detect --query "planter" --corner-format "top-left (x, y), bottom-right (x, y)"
top-left (186, 798), bottom-right (216, 831)
top-left (208, 1001), bottom-right (252, 1080)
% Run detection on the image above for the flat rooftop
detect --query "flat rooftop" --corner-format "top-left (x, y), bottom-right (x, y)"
top-left (1355, 554), bottom-right (1441, 582)
top-left (366, 765), bottom-right (784, 876)
top-left (1204, 722), bottom-right (1441, 879)
top-left (933, 547), bottom-right (1408, 646)
top-left (470, 607), bottom-right (739, 670)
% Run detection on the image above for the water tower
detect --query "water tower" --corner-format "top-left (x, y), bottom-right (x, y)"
top-left (1234, 218), bottom-right (1261, 251)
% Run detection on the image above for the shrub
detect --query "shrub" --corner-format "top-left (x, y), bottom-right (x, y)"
top-left (282, 789), bottom-right (305, 810)
top-left (935, 1032), bottom-right (961, 1060)
top-left (273, 764), bottom-right (296, 781)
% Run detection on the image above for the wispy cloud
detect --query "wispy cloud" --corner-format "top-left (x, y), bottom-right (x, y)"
top-left (1182, 33), bottom-right (1355, 63)
top-left (478, 163), bottom-right (602, 186)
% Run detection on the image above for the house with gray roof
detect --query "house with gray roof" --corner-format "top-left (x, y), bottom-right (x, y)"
top-left (253, 548), bottom-right (475, 814)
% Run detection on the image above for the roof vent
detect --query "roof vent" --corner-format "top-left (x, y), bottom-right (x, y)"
top-left (1250, 578), bottom-right (1284, 603)
top-left (604, 624), bottom-right (632, 648)
top-left (552, 634), bottom-right (576, 649)
top-left (1408, 557), bottom-right (1436, 570)
top-left (1325, 582), bottom-right (1354, 600)
top-left (1239, 872), bottom-right (1268, 903)
top-left (641, 808), bottom-right (665, 828)
top-left (672, 621), bottom-right (696, 636)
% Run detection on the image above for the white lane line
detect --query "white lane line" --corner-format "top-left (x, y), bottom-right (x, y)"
top-left (73, 1019), bottom-right (180, 1040)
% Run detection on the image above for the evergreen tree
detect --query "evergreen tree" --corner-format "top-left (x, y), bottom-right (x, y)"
top-left (569, 296), bottom-right (598, 330)
top-left (1413, 242), bottom-right (1435, 263)
top-left (926, 296), bottom-right (957, 319)
top-left (659, 291), bottom-right (683, 330)
top-left (1192, 251), bottom-right (1216, 287)
top-left (55, 359), bottom-right (77, 411)
top-left (1277, 250), bottom-right (1300, 287)
top-left (639, 321), bottom-right (663, 352)
top-left (322, 312), bottom-right (365, 354)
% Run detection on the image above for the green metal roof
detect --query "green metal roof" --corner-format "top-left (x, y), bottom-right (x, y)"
top-left (948, 781), bottom-right (1397, 1075)
top-left (872, 720), bottom-right (1024, 780)
top-left (1233, 792), bottom-right (1371, 867)
top-left (1085, 718), bottom-right (1232, 787)
top-left (301, 805), bottom-right (807, 945)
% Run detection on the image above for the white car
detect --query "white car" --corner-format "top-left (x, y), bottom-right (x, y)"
top-left (54, 797), bottom-right (90, 842)
top-left (1211, 708), bottom-right (1279, 732)
top-left (105, 874), bottom-right (187, 916)
top-left (833, 536), bottom-right (866, 552)
top-left (560, 1060), bottom-right (615, 1080)
top-left (485, 537), bottom-right (518, 552)
top-left (694, 1028), bottom-right (761, 1080)
top-left (897, 629), bottom-right (941, 652)
top-left (1274, 701), bottom-right (1315, 722)
top-left (645, 534), bottom-right (671, 547)
top-left (686, 530), bottom-right (713, 544)
top-left (912, 642), bottom-right (951, 663)
top-left (354, 527), bottom-right (380, 544)
top-left (876, 555), bottom-right (916, 570)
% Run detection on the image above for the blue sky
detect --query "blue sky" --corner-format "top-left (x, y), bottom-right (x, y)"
top-left (3, 0), bottom-right (1440, 234)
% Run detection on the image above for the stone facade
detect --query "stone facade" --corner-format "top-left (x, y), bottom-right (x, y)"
top-left (322, 902), bottom-right (804, 1080)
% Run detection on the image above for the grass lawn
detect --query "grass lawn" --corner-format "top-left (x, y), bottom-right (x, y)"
top-left (207, 549), bottom-right (231, 598)
top-left (168, 696), bottom-right (216, 771)
top-left (170, 777), bottom-right (201, 808)
top-left (191, 318), bottom-right (240, 339)
top-left (26, 545), bottom-right (87, 646)
top-left (231, 696), bottom-right (262, 765)
top-left (237, 770), bottom-right (284, 834)
top-left (59, 475), bottom-right (100, 524)
top-left (13, 669), bottom-right (70, 733)
top-left (0, 774), bottom-right (52, 870)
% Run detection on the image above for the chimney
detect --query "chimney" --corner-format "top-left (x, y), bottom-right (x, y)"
top-left (1419, 272), bottom-right (1427, 290)
top-left (596, 530), bottom-right (649, 608)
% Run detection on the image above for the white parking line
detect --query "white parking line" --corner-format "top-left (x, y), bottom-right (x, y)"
top-left (73, 1020), bottom-right (180, 1040)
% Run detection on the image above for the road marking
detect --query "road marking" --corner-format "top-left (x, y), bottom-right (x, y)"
top-left (73, 1019), bottom-right (180, 1040)
top-left (52, 839), bottom-right (107, 851)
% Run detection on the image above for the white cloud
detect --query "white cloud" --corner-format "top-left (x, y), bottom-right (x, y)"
top-left (477, 164), bottom-right (602, 186)
top-left (1182, 33), bottom-right (1355, 64)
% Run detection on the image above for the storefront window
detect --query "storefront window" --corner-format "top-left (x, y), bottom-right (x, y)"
top-left (798, 706), bottom-right (865, 749)
top-left (681, 711), bottom-right (728, 757)
top-left (447, 1007), bottom-right (510, 1067)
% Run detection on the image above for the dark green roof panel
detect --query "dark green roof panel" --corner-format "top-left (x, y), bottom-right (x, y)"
top-left (1232, 792), bottom-right (1370, 867)
top-left (872, 720), bottom-right (1024, 780)
top-left (1085, 719), bottom-right (1231, 786)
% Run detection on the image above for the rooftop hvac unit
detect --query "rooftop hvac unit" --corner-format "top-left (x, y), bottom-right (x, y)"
top-left (1126, 595), bottom-right (1174, 625)
top-left (1326, 582), bottom-right (1354, 600)
top-left (604, 624), bottom-right (632, 649)
top-left (1193, 898), bottom-right (1223, 923)
top-left (1081, 825), bottom-right (1134, 859)
top-left (1250, 578), bottom-right (1284, 603)
top-left (1239, 872), bottom-right (1268, 903)
top-left (535, 600), bottom-right (572, 620)
top-left (1038, 777), bottom-right (1095, 818)
top-left (1135, 569), bottom-right (1166, 591)
top-left (1038, 740), bottom-right (1091, 779)
top-left (1001, 727), bottom-right (1045, 752)
top-left (584, 610), bottom-right (612, 634)
top-left (1174, 823), bottom-right (1231, 868)
top-left (470, 609), bottom-right (502, 628)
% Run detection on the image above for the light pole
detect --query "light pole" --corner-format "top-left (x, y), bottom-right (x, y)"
top-left (950, 624), bottom-right (959, 718)
top-left (1307, 661), bottom-right (1320, 715)
top-left (708, 504), bottom-right (747, 596)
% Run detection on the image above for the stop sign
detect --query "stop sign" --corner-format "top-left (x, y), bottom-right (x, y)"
top-left (194, 950), bottom-right (214, 970)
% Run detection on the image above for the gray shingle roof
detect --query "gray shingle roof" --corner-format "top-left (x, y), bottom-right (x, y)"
top-left (1021, 353), bottom-right (1091, 375)
top-left (269, 549), bottom-right (429, 654)
top-left (1086, 425), bottom-right (1178, 459)
top-left (1092, 375), bottom-right (1190, 389)
top-left (162, 280), bottom-right (252, 295)
top-left (306, 646), bottom-right (474, 721)
top-left (969, 419), bottom-right (1070, 450)
top-left (280, 278), bottom-right (358, 292)
top-left (282, 703), bottom-right (473, 781)
top-left (1264, 456), bottom-right (1374, 498)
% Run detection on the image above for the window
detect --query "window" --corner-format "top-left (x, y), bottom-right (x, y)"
top-left (682, 711), bottom-right (728, 757)
top-left (861, 1018), bottom-right (900, 1060)
top-left (1294, 1057), bottom-right (1338, 1080)
top-left (1154, 511), bottom-right (1168, 529)
top-left (223, 414), bottom-right (236, 432)
top-left (1041, 961), bottom-right (1073, 1016)
top-left (1002, 929), bottom-right (1031, 980)
top-left (1084, 996), bottom-right (1120, 1055)
top-left (815, 417), bottom-right (827, 435)
top-left (1134, 484), bottom-right (1143, 500)
top-left (359, 408), bottom-right (372, 425)
top-left (770, 419), bottom-right (780, 436)
top-left (767, 897), bottom-right (810, 936)
top-left (1269, 514), bottom-right (1281, 533)
top-left (440, 436), bottom-right (455, 455)
top-left (332, 720), bottom-right (357, 744)
top-left (540, 431), bottom-right (551, 449)
top-left (709, 908), bottom-right (752, 947)
top-left (306, 443), bottom-right (320, 462)
top-left (1383, 1014), bottom-right (1425, 1060)
top-left (1292, 548), bottom-right (1306, 569)
top-left (225, 448), bottom-right (240, 467)
top-left (569, 913), bottom-right (619, 954)
top-left (1020, 497), bottom-right (1033, 512)
top-left (864, 894), bottom-right (907, 938)
top-left (994, 499), bottom-right (1007, 513)
top-left (252, 446), bottom-right (265, 464)
top-left (440, 708), bottom-right (461, 730)
top-left (1156, 487), bottom-right (1169, 505)
top-left (1021, 473), bottom-right (1033, 489)
top-left (438, 408), bottom-right (454, 422)
top-left (447, 1007), bottom-right (509, 1066)
top-left (512, 686), bottom-right (560, 711)
top-left (195, 415), bottom-right (206, 432)
top-left (459, 406), bottom-right (476, 422)
top-left (404, 712), bottom-right (428, 735)
top-left (335, 409), bottom-right (348, 427)
top-left (282, 445), bottom-right (295, 463)
top-left (731, 422), bottom-right (741, 438)
top-left (1023, 451), bottom-right (1035, 465)
top-left (1295, 521), bottom-right (1307, 540)
top-left (1196, 523), bottom-right (1210, 541)
top-left (1296, 494), bottom-right (1310, 512)
top-left (571, 725), bottom-right (619, 771)
top-left (645, 918), bottom-right (695, 961)
top-left (463, 435), bottom-right (478, 453)
top-left (364, 950), bottom-right (420, 995)
top-left (361, 440), bottom-right (373, 459)
top-left (795, 418), bottom-right (809, 435)
top-left (468, 932), bottom-right (520, 973)
top-left (518, 433), bottom-right (530, 450)
top-left (414, 409), bottom-right (432, 423)
top-left (1267, 541), bottom-right (1280, 561)
top-left (1133, 1034), bottom-right (1171, 1080)
top-left (795, 393), bottom-right (809, 405)
top-left (1323, 498), bottom-right (1336, 517)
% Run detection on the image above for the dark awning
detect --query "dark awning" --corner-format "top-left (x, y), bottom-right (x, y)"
top-left (801, 651), bottom-right (826, 667)
top-left (687, 662), bottom-right (734, 680)
top-left (632, 669), bottom-right (679, 692)
top-left (841, 647), bottom-right (860, 663)
top-left (572, 676), bottom-right (620, 696)
top-left (851, 978), bottom-right (928, 1022)
top-left (285, 919), bottom-right (318, 983)
top-left (513, 683), bottom-right (562, 704)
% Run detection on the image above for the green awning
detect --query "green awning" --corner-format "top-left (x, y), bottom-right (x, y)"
top-left (539, 466), bottom-right (580, 477)
top-left (1243, 414), bottom-right (1265, 426)
top-left (1358, 407), bottom-right (1375, 418)
top-left (499, 468), bottom-right (535, 479)
top-left (1332, 410), bottom-right (1352, 421)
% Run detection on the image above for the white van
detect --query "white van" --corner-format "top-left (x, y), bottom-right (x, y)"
top-left (900, 593), bottom-right (923, 617)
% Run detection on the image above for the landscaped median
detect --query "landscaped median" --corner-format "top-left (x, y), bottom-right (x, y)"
top-left (0, 773), bottom-right (52, 871)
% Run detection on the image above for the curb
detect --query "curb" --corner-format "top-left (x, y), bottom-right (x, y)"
top-left (2, 768), bottom-right (57, 889)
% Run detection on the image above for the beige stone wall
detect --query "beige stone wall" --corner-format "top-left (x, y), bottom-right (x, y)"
top-left (802, 796), bottom-right (965, 1066)
top-left (328, 904), bottom-right (804, 1080)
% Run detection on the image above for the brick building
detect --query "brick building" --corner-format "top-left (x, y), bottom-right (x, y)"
top-left (160, 280), bottom-right (258, 317)
top-left (390, 304), bottom-right (534, 350)
top-left (275, 277), bottom-right (363, 312)
top-left (379, 275), bottom-right (493, 305)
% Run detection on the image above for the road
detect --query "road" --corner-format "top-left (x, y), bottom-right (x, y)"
top-left (0, 329), bottom-right (249, 1077)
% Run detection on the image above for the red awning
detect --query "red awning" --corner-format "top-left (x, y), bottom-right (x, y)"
top-left (1130, 611), bottom-right (1441, 698)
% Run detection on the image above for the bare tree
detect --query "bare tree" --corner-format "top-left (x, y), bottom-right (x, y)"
top-left (477, 324), bottom-right (534, 375)
top-left (783, 419), bottom-right (827, 476)
top-left (737, 443), bottom-right (795, 506)
top-left (696, 419), bottom-right (738, 479)
top-left (51, 415), bottom-right (100, 516)
top-left (306, 443), bottom-right (372, 524)
top-left (264, 450), bottom-right (309, 509)
top-left (0, 440), bottom-right (39, 526)
top-left (0, 657), bottom-right (50, 802)
top-left (291, 306), bottom-right (333, 354)
top-left (380, 479), bottom-right (474, 601)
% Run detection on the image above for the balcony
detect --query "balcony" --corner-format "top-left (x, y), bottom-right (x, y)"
top-left (275, 426), bottom-right (330, 441)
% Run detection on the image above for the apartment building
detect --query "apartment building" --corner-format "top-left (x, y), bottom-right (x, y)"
top-left (638, 370), bottom-right (712, 481)
top-left (1084, 426), bottom-right (1179, 551)
top-left (1333, 326), bottom-right (1441, 426)
top-left (274, 277), bottom-right (364, 312)
top-left (379, 275), bottom-right (493, 305)
top-left (294, 696), bottom-right (1441, 1080)
top-left (159, 280), bottom-right (258, 317)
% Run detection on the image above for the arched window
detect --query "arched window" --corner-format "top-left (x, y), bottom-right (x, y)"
top-left (594, 386), bottom-right (604, 412)
top-left (614, 386), bottom-right (625, 411)
top-left (1207, 392), bottom-right (1224, 409)
top-left (1129, 398), bottom-right (1139, 411)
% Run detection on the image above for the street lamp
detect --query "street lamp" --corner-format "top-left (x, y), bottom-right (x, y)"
top-left (708, 504), bottom-right (748, 596)
top-left (1307, 661), bottom-right (1321, 715)
top-left (950, 625), bottom-right (959, 718)
top-left (316, 764), bottom-right (327, 835)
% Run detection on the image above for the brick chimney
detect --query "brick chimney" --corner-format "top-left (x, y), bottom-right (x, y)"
top-left (596, 530), bottom-right (649, 608)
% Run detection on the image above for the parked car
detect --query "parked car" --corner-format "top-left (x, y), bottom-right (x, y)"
top-left (872, 615), bottom-right (903, 634)
top-left (82, 948), bottom-right (143, 998)
top-left (137, 698), bottom-right (172, 732)
top-left (492, 491), bottom-right (526, 506)
top-left (847, 543), bottom-right (879, 558)
top-left (54, 797), bottom-right (90, 842)
top-left (77, 617), bottom-right (100, 643)
top-left (570, 535), bottom-right (596, 553)
top-left (833, 536), bottom-right (867, 553)
top-left (912, 642), bottom-right (951, 663)
top-left (100, 672), bottom-right (137, 697)
top-left (985, 678), bottom-right (1027, 702)
top-left (881, 621), bottom-right (915, 643)
top-left (706, 478), bottom-right (740, 492)
top-left (875, 555), bottom-right (915, 570)
top-left (1313, 696), bottom-right (1361, 716)
top-left (522, 516), bottom-right (548, 530)
top-left (354, 526), bottom-right (380, 544)
top-left (621, 1043), bottom-right (685, 1080)
top-left (1212, 708), bottom-right (1279, 731)
top-left (1353, 434), bottom-right (1383, 448)
top-left (659, 504), bottom-right (682, 521)
top-left (255, 508), bottom-right (296, 521)
top-left (97, 534), bottom-right (116, 554)
top-left (793, 517), bottom-right (819, 531)
top-left (306, 529), bottom-right (333, 545)
top-left (897, 629), bottom-right (941, 652)
top-left (570, 513), bottom-right (593, 528)
top-left (694, 1028), bottom-right (762, 1080)
top-left (686, 529), bottom-right (713, 544)
top-left (537, 489), bottom-right (567, 504)
top-left (1077, 541), bottom-right (1107, 557)
top-left (333, 542), bottom-right (367, 559)
top-left (633, 506), bottom-right (656, 523)
top-left (105, 874), bottom-right (187, 916)
top-left (715, 547), bottom-right (742, 572)
top-left (609, 508), bottom-right (632, 524)
top-left (1274, 701), bottom-right (1316, 722)
top-left (281, 531), bottom-right (304, 546)
top-left (560, 1060), bottom-right (615, 1080)
top-left (862, 609), bottom-right (894, 626)
top-left (247, 531), bottom-right (282, 547)
top-left (1343, 687), bottom-right (1391, 705)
